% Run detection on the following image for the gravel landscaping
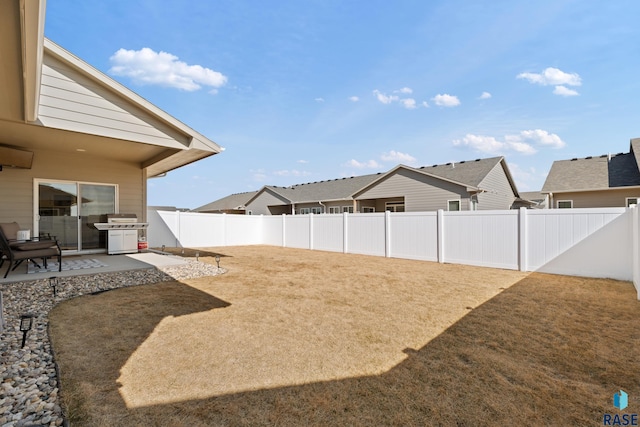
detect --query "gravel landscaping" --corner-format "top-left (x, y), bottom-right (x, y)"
top-left (0, 259), bottom-right (224, 427)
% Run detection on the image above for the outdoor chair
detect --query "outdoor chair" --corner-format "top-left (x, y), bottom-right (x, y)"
top-left (0, 222), bottom-right (61, 278)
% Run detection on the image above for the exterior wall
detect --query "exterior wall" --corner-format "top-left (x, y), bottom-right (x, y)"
top-left (245, 190), bottom-right (289, 215)
top-left (39, 54), bottom-right (187, 148)
top-left (355, 168), bottom-right (470, 211)
top-left (551, 188), bottom-right (640, 208)
top-left (477, 162), bottom-right (516, 210)
top-left (0, 148), bottom-right (144, 232)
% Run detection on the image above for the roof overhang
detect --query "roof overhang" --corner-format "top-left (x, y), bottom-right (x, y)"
top-left (0, 0), bottom-right (223, 177)
top-left (542, 185), bottom-right (640, 195)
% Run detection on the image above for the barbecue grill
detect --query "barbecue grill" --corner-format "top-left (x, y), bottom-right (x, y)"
top-left (94, 214), bottom-right (149, 254)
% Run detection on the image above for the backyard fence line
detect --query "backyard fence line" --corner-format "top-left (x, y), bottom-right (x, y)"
top-left (147, 207), bottom-right (640, 299)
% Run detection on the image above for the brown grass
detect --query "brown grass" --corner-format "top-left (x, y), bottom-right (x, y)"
top-left (48, 245), bottom-right (640, 426)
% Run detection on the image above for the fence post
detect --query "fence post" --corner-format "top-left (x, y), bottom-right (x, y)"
top-left (437, 209), bottom-right (444, 263)
top-left (343, 212), bottom-right (349, 254)
top-left (309, 213), bottom-right (314, 250)
top-left (176, 210), bottom-right (181, 248)
top-left (282, 214), bottom-right (286, 247)
top-left (385, 210), bottom-right (391, 258)
top-left (519, 207), bottom-right (527, 272)
top-left (633, 207), bottom-right (640, 299)
top-left (221, 213), bottom-right (227, 247)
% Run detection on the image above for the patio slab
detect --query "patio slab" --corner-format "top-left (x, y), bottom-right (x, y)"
top-left (0, 251), bottom-right (188, 284)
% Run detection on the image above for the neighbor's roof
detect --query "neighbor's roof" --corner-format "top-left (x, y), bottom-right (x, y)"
top-left (194, 191), bottom-right (259, 212)
top-left (519, 191), bottom-right (547, 202)
top-left (254, 173), bottom-right (383, 204)
top-left (353, 156), bottom-right (519, 198)
top-left (542, 142), bottom-right (640, 193)
top-left (416, 156), bottom-right (505, 188)
top-left (243, 156), bottom-right (518, 207)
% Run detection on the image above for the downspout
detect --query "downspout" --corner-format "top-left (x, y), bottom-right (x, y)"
top-left (292, 203), bottom-right (296, 215)
top-left (318, 201), bottom-right (326, 214)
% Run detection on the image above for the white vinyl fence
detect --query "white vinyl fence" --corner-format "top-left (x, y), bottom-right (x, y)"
top-left (148, 207), bottom-right (640, 299)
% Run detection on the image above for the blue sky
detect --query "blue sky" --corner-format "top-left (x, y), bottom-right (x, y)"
top-left (44, 1), bottom-right (640, 208)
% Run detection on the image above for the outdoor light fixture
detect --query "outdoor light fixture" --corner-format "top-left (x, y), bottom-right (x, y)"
top-left (19, 314), bottom-right (34, 348)
top-left (215, 255), bottom-right (221, 269)
top-left (49, 276), bottom-right (59, 297)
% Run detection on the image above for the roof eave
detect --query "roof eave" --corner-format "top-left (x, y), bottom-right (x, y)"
top-left (43, 38), bottom-right (223, 155)
top-left (20, 0), bottom-right (46, 123)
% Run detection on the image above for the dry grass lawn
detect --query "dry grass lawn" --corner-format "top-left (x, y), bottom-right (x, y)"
top-left (49, 246), bottom-right (640, 426)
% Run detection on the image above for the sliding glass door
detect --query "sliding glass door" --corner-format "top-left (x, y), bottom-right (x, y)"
top-left (36, 180), bottom-right (117, 253)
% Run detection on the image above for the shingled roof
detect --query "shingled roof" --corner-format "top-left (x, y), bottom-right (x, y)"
top-left (194, 191), bottom-right (258, 212)
top-left (259, 173), bottom-right (383, 204)
top-left (542, 139), bottom-right (640, 192)
top-left (417, 156), bottom-right (505, 188)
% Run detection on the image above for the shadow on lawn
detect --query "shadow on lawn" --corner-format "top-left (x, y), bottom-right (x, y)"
top-left (51, 273), bottom-right (640, 426)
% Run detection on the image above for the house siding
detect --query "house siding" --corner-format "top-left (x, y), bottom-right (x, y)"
top-left (355, 168), bottom-right (470, 211)
top-left (245, 190), bottom-right (290, 215)
top-left (477, 163), bottom-right (516, 210)
top-left (39, 55), bottom-right (188, 148)
top-left (551, 188), bottom-right (640, 208)
top-left (0, 148), bottom-right (143, 232)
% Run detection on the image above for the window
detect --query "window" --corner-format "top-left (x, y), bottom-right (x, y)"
top-left (362, 207), bottom-right (376, 213)
top-left (311, 207), bottom-right (323, 214)
top-left (447, 200), bottom-right (461, 211)
top-left (329, 206), bottom-right (341, 214)
top-left (385, 202), bottom-right (405, 212)
top-left (626, 197), bottom-right (639, 207)
top-left (342, 206), bottom-right (354, 213)
top-left (557, 200), bottom-right (573, 209)
top-left (299, 208), bottom-right (311, 214)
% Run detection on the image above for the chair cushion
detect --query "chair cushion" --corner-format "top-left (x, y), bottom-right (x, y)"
top-left (0, 222), bottom-right (20, 240)
top-left (13, 240), bottom-right (57, 251)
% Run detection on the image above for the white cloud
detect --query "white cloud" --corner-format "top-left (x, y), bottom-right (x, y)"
top-left (479, 91), bottom-right (492, 100)
top-left (250, 169), bottom-right (267, 182)
top-left (395, 87), bottom-right (413, 94)
top-left (553, 85), bottom-right (579, 97)
top-left (517, 67), bottom-right (581, 87)
top-left (297, 159), bottom-right (309, 164)
top-left (453, 130), bottom-right (566, 155)
top-left (380, 150), bottom-right (417, 165)
top-left (273, 169), bottom-right (311, 177)
top-left (432, 93), bottom-right (461, 107)
top-left (109, 47), bottom-right (227, 92)
top-left (517, 129), bottom-right (566, 149)
top-left (422, 101), bottom-right (429, 108)
top-left (509, 163), bottom-right (548, 191)
top-left (373, 90), bottom-right (399, 104)
top-left (315, 97), bottom-right (325, 103)
top-left (349, 96), bottom-right (359, 102)
top-left (400, 98), bottom-right (417, 109)
top-left (345, 159), bottom-right (381, 169)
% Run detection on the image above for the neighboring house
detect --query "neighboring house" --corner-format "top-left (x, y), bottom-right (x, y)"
top-left (0, 1), bottom-right (222, 253)
top-left (193, 191), bottom-right (258, 214)
top-left (353, 157), bottom-right (520, 212)
top-left (245, 174), bottom-right (382, 215)
top-left (240, 156), bottom-right (521, 215)
top-left (542, 138), bottom-right (640, 208)
top-left (517, 191), bottom-right (549, 209)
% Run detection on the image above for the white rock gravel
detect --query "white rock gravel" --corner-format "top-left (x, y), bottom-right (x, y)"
top-left (0, 259), bottom-right (225, 427)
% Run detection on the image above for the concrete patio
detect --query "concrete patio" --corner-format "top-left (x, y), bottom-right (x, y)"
top-left (0, 251), bottom-right (189, 284)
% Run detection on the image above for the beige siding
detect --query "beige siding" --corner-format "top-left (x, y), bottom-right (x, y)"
top-left (552, 188), bottom-right (640, 208)
top-left (39, 55), bottom-right (188, 148)
top-left (0, 148), bottom-right (144, 231)
top-left (477, 162), bottom-right (516, 210)
top-left (356, 168), bottom-right (469, 211)
top-left (245, 190), bottom-right (289, 215)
